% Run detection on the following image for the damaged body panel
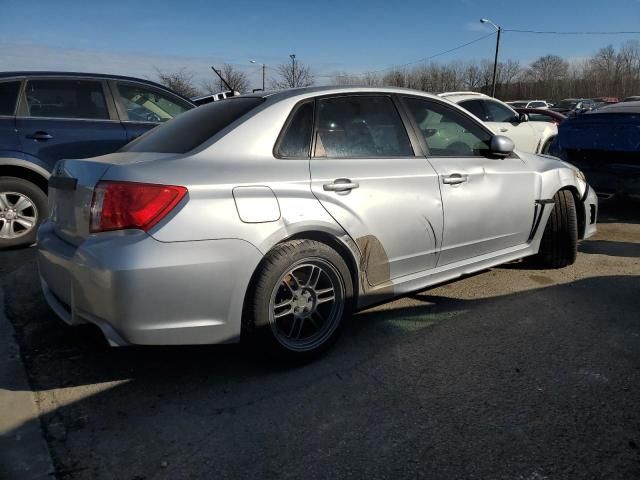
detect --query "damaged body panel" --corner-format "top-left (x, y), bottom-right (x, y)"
top-left (38, 86), bottom-right (597, 355)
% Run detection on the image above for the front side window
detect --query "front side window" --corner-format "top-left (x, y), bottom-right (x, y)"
top-left (25, 79), bottom-right (109, 119)
top-left (529, 101), bottom-right (546, 108)
top-left (483, 100), bottom-right (517, 122)
top-left (404, 97), bottom-right (491, 157)
top-left (117, 83), bottom-right (190, 123)
top-left (458, 99), bottom-right (488, 121)
top-left (276, 101), bottom-right (314, 158)
top-left (314, 96), bottom-right (413, 158)
top-left (0, 81), bottom-right (21, 116)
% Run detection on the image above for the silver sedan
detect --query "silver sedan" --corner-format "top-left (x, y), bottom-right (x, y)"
top-left (37, 86), bottom-right (598, 359)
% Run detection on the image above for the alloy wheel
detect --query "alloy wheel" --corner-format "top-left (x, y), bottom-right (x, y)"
top-left (269, 259), bottom-right (345, 352)
top-left (0, 192), bottom-right (38, 239)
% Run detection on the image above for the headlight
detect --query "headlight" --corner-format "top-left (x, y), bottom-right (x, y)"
top-left (575, 169), bottom-right (586, 182)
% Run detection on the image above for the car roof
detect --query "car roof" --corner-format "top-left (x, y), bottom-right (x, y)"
top-left (245, 85), bottom-right (446, 104)
top-left (588, 100), bottom-right (640, 114)
top-left (438, 91), bottom-right (488, 99)
top-left (0, 71), bottom-right (195, 105)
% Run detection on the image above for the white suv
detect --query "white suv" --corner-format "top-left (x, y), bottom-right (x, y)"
top-left (507, 100), bottom-right (550, 109)
top-left (440, 92), bottom-right (557, 154)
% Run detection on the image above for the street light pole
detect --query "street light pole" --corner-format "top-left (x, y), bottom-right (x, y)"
top-left (480, 18), bottom-right (501, 97)
top-left (289, 54), bottom-right (296, 88)
top-left (250, 60), bottom-right (265, 91)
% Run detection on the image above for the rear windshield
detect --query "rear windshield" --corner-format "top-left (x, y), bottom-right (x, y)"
top-left (121, 97), bottom-right (265, 154)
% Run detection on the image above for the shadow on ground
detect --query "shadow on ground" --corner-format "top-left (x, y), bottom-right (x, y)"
top-left (1, 200), bottom-right (639, 479)
top-left (2, 248), bottom-right (640, 479)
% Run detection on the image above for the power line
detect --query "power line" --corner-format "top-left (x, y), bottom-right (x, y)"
top-left (315, 31), bottom-right (497, 78)
top-left (504, 29), bottom-right (640, 35)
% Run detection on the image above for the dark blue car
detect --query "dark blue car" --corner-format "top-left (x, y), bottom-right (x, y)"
top-left (0, 71), bottom-right (195, 247)
top-left (549, 101), bottom-right (640, 199)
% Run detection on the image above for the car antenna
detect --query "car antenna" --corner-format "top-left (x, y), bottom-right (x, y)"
top-left (210, 66), bottom-right (234, 93)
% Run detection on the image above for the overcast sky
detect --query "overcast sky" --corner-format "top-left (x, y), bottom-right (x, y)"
top-left (1, 0), bottom-right (639, 90)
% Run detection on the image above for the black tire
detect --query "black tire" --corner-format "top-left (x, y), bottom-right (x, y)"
top-left (0, 176), bottom-right (48, 249)
top-left (244, 239), bottom-right (354, 361)
top-left (540, 137), bottom-right (555, 154)
top-left (532, 190), bottom-right (578, 268)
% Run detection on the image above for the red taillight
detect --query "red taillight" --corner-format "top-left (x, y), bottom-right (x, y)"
top-left (90, 181), bottom-right (187, 233)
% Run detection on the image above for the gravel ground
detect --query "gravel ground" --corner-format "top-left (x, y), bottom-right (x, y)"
top-left (1, 198), bottom-right (639, 480)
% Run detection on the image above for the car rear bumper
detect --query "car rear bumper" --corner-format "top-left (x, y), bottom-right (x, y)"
top-left (37, 221), bottom-right (262, 346)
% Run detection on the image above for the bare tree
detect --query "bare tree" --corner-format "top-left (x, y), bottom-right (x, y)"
top-left (202, 64), bottom-right (250, 94)
top-left (154, 67), bottom-right (201, 98)
top-left (271, 60), bottom-right (314, 89)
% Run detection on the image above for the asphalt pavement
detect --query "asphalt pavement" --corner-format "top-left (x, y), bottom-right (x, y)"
top-left (1, 198), bottom-right (639, 479)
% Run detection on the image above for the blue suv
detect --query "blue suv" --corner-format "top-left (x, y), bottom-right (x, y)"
top-left (0, 71), bottom-right (195, 247)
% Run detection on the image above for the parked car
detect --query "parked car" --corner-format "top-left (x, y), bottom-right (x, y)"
top-left (0, 71), bottom-right (195, 247)
top-left (507, 100), bottom-right (550, 109)
top-left (514, 107), bottom-right (566, 125)
top-left (549, 101), bottom-right (640, 198)
top-left (550, 98), bottom-right (596, 114)
top-left (623, 96), bottom-right (640, 102)
top-left (440, 92), bottom-right (557, 154)
top-left (592, 97), bottom-right (619, 104)
top-left (192, 90), bottom-right (239, 106)
top-left (38, 86), bottom-right (598, 360)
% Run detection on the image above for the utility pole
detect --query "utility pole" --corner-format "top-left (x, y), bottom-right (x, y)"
top-left (289, 54), bottom-right (296, 88)
top-left (480, 18), bottom-right (501, 97)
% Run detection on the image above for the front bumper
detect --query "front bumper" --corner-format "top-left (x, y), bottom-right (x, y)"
top-left (581, 184), bottom-right (598, 240)
top-left (37, 221), bottom-right (262, 346)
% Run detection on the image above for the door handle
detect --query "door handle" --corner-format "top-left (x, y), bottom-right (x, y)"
top-left (499, 128), bottom-right (509, 133)
top-left (323, 179), bottom-right (360, 192)
top-left (27, 131), bottom-right (53, 141)
top-left (442, 174), bottom-right (468, 185)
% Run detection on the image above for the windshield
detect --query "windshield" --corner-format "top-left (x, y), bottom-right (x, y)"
top-left (121, 97), bottom-right (265, 154)
top-left (557, 100), bottom-right (578, 109)
top-left (510, 102), bottom-right (528, 108)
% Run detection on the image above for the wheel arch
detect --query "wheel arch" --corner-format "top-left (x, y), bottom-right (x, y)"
top-left (241, 230), bottom-right (361, 336)
top-left (0, 162), bottom-right (50, 194)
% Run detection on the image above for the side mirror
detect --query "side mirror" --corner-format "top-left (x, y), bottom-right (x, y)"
top-left (490, 135), bottom-right (515, 157)
top-left (518, 112), bottom-right (529, 123)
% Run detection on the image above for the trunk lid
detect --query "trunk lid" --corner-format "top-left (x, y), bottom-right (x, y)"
top-left (48, 152), bottom-right (176, 246)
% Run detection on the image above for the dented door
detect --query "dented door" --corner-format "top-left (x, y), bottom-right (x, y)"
top-left (432, 155), bottom-right (537, 266)
top-left (309, 95), bottom-right (443, 287)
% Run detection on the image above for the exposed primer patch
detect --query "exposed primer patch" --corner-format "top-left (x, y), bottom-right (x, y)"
top-left (355, 235), bottom-right (390, 287)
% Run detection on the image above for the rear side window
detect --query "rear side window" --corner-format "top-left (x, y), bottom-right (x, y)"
top-left (314, 96), bottom-right (413, 158)
top-left (483, 100), bottom-right (517, 122)
top-left (122, 97), bottom-right (265, 154)
top-left (0, 81), bottom-right (21, 115)
top-left (116, 83), bottom-right (190, 123)
top-left (276, 101), bottom-right (314, 158)
top-left (530, 101), bottom-right (546, 108)
top-left (25, 79), bottom-right (109, 120)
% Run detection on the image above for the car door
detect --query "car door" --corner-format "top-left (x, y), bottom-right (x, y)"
top-left (110, 81), bottom-right (192, 141)
top-left (0, 80), bottom-right (22, 154)
top-left (15, 77), bottom-right (127, 170)
top-left (402, 96), bottom-right (537, 266)
top-left (309, 94), bottom-right (443, 286)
